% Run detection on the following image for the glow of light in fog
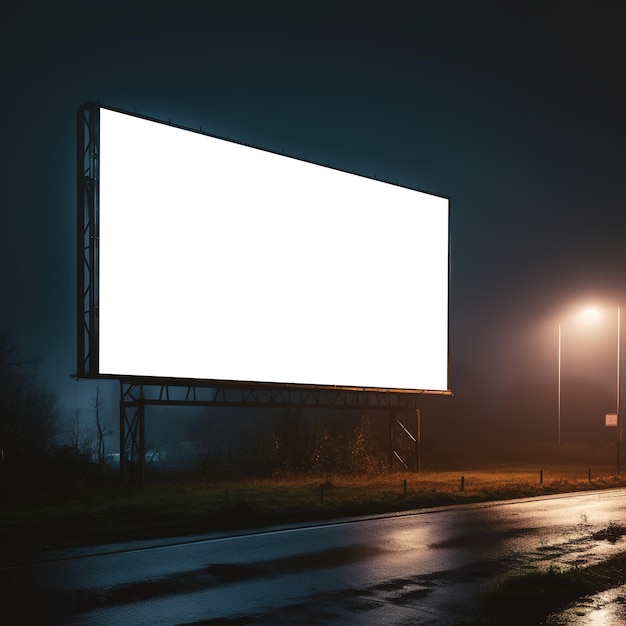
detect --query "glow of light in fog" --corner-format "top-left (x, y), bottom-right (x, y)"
top-left (580, 307), bottom-right (603, 324)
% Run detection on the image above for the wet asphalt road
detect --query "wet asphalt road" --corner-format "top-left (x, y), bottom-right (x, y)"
top-left (2, 488), bottom-right (626, 624)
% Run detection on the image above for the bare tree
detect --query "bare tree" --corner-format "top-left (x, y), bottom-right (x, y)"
top-left (66, 409), bottom-right (96, 458)
top-left (0, 332), bottom-right (59, 469)
top-left (92, 385), bottom-right (112, 467)
top-left (67, 410), bottom-right (82, 452)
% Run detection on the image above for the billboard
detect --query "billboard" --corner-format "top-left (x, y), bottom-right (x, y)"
top-left (90, 105), bottom-right (449, 392)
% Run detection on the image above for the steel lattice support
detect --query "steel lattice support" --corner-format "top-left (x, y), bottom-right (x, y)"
top-left (120, 383), bottom-right (146, 486)
top-left (388, 409), bottom-right (421, 472)
top-left (118, 379), bottom-right (436, 485)
top-left (76, 103), bottom-right (99, 377)
top-left (116, 377), bottom-right (444, 409)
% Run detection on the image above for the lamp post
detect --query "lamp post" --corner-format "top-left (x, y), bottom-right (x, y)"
top-left (558, 323), bottom-right (561, 448)
top-left (556, 323), bottom-right (561, 452)
top-left (616, 306), bottom-right (621, 474)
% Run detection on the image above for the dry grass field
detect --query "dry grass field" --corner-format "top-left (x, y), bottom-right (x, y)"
top-left (2, 463), bottom-right (626, 559)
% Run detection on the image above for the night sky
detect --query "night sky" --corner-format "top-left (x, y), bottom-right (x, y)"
top-left (2, 2), bottom-right (625, 436)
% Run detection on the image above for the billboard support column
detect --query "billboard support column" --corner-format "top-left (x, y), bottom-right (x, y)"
top-left (388, 410), bottom-right (394, 470)
top-left (119, 382), bottom-right (146, 487)
top-left (415, 409), bottom-right (421, 473)
top-left (119, 390), bottom-right (124, 483)
top-left (76, 103), bottom-right (99, 378)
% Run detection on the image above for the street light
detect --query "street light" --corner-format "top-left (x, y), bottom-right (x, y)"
top-left (557, 322), bottom-right (561, 448)
top-left (557, 306), bottom-right (621, 472)
top-left (617, 306), bottom-right (622, 474)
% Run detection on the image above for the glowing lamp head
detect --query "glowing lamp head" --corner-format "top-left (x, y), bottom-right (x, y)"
top-left (580, 307), bottom-right (602, 323)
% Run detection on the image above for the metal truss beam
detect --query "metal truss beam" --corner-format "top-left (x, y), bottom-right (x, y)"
top-left (119, 380), bottom-right (433, 409)
top-left (76, 103), bottom-right (99, 377)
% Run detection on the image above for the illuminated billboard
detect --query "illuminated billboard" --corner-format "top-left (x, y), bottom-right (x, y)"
top-left (91, 105), bottom-right (449, 392)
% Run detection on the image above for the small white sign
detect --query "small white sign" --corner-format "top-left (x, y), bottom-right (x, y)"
top-left (606, 413), bottom-right (618, 427)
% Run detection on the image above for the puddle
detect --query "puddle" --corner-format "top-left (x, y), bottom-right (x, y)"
top-left (524, 527), bottom-right (626, 573)
top-left (546, 584), bottom-right (626, 626)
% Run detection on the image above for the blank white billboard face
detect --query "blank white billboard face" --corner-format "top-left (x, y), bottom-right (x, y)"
top-left (98, 108), bottom-right (449, 391)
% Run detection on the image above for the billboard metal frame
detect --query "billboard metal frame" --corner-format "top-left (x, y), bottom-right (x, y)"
top-left (77, 103), bottom-right (99, 378)
top-left (77, 101), bottom-right (451, 485)
top-left (119, 379), bottom-right (433, 485)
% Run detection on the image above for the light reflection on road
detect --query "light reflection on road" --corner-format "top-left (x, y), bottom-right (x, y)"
top-left (1, 489), bottom-right (626, 624)
top-left (547, 585), bottom-right (626, 626)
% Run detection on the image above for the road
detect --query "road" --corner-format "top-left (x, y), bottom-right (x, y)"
top-left (2, 489), bottom-right (626, 624)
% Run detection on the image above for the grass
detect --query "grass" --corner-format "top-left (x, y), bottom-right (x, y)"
top-left (2, 464), bottom-right (625, 561)
top-left (475, 546), bottom-right (626, 625)
top-left (4, 465), bottom-right (626, 623)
